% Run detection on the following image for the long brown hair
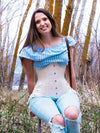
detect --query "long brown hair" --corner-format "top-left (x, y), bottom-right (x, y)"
top-left (21, 8), bottom-right (60, 50)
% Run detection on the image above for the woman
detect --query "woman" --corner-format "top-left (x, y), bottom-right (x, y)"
top-left (19, 8), bottom-right (81, 133)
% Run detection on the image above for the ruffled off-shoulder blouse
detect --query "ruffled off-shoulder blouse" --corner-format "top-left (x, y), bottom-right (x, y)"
top-left (19, 36), bottom-right (76, 69)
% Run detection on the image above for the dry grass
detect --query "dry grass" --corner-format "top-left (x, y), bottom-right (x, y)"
top-left (77, 81), bottom-right (100, 133)
top-left (0, 82), bottom-right (100, 133)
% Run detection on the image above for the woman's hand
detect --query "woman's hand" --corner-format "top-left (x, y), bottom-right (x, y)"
top-left (30, 110), bottom-right (35, 117)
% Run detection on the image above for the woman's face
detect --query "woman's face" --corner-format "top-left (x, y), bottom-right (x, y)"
top-left (35, 12), bottom-right (52, 35)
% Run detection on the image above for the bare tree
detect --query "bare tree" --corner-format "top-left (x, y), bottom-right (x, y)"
top-left (18, 68), bottom-right (25, 90)
top-left (0, 0), bottom-right (1, 48)
top-left (0, 0), bottom-right (2, 87)
top-left (62, 0), bottom-right (75, 35)
top-left (0, 0), bottom-right (99, 90)
top-left (8, 0), bottom-right (33, 89)
top-left (74, 0), bottom-right (87, 38)
top-left (48, 0), bottom-right (54, 15)
top-left (80, 0), bottom-right (98, 81)
top-left (69, 0), bottom-right (81, 36)
top-left (36, 0), bottom-right (40, 8)
top-left (53, 0), bottom-right (63, 33)
top-left (95, 15), bottom-right (100, 92)
top-left (0, 0), bottom-right (26, 88)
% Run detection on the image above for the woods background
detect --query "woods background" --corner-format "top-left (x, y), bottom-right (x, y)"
top-left (0, 0), bottom-right (100, 91)
top-left (0, 0), bottom-right (100, 132)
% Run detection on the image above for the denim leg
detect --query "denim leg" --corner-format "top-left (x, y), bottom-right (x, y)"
top-left (29, 96), bottom-right (66, 133)
top-left (51, 124), bottom-right (66, 133)
top-left (29, 96), bottom-right (60, 124)
top-left (56, 92), bottom-right (81, 133)
top-left (65, 112), bottom-right (81, 133)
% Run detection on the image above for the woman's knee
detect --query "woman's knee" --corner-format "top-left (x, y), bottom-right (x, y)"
top-left (51, 114), bottom-right (65, 127)
top-left (64, 106), bottom-right (79, 120)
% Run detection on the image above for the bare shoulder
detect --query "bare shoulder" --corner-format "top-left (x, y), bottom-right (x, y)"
top-left (22, 58), bottom-right (33, 71)
top-left (22, 58), bottom-right (33, 65)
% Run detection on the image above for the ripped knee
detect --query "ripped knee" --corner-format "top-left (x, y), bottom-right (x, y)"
top-left (64, 106), bottom-right (79, 120)
top-left (51, 114), bottom-right (65, 127)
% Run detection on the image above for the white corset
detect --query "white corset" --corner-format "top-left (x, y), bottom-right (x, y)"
top-left (30, 63), bottom-right (73, 99)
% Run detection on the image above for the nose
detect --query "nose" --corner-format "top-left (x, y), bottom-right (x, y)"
top-left (40, 20), bottom-right (45, 26)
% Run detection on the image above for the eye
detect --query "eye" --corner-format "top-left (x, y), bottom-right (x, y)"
top-left (35, 20), bottom-right (40, 24)
top-left (43, 17), bottom-right (48, 21)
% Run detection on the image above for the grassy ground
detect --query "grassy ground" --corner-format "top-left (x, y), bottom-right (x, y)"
top-left (0, 82), bottom-right (100, 133)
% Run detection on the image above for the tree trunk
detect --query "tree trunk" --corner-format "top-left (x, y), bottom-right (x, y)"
top-left (98, 47), bottom-right (100, 94)
top-left (69, 0), bottom-right (81, 36)
top-left (74, 0), bottom-right (86, 38)
top-left (18, 68), bottom-right (25, 90)
top-left (8, 0), bottom-right (33, 89)
top-left (48, 0), bottom-right (54, 15)
top-left (62, 0), bottom-right (75, 35)
top-left (53, 0), bottom-right (63, 33)
top-left (0, 0), bottom-right (2, 86)
top-left (80, 0), bottom-right (97, 81)
top-left (36, 0), bottom-right (40, 8)
top-left (45, 0), bottom-right (49, 10)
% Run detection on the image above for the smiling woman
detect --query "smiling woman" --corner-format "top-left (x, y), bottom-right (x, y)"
top-left (19, 8), bottom-right (81, 133)
top-left (34, 12), bottom-right (63, 49)
top-left (34, 12), bottom-right (53, 45)
top-left (35, 13), bottom-right (52, 33)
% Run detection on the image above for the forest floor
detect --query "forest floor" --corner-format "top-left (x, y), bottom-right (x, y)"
top-left (0, 81), bottom-right (100, 133)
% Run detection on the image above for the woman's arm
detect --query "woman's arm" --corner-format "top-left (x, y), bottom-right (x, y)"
top-left (22, 58), bottom-right (35, 96)
top-left (65, 47), bottom-right (77, 91)
top-left (65, 47), bottom-right (73, 85)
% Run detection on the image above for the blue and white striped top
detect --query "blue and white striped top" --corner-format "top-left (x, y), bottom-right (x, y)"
top-left (19, 36), bottom-right (76, 69)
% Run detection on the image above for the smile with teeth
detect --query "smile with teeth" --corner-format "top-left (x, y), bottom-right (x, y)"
top-left (40, 26), bottom-right (48, 31)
